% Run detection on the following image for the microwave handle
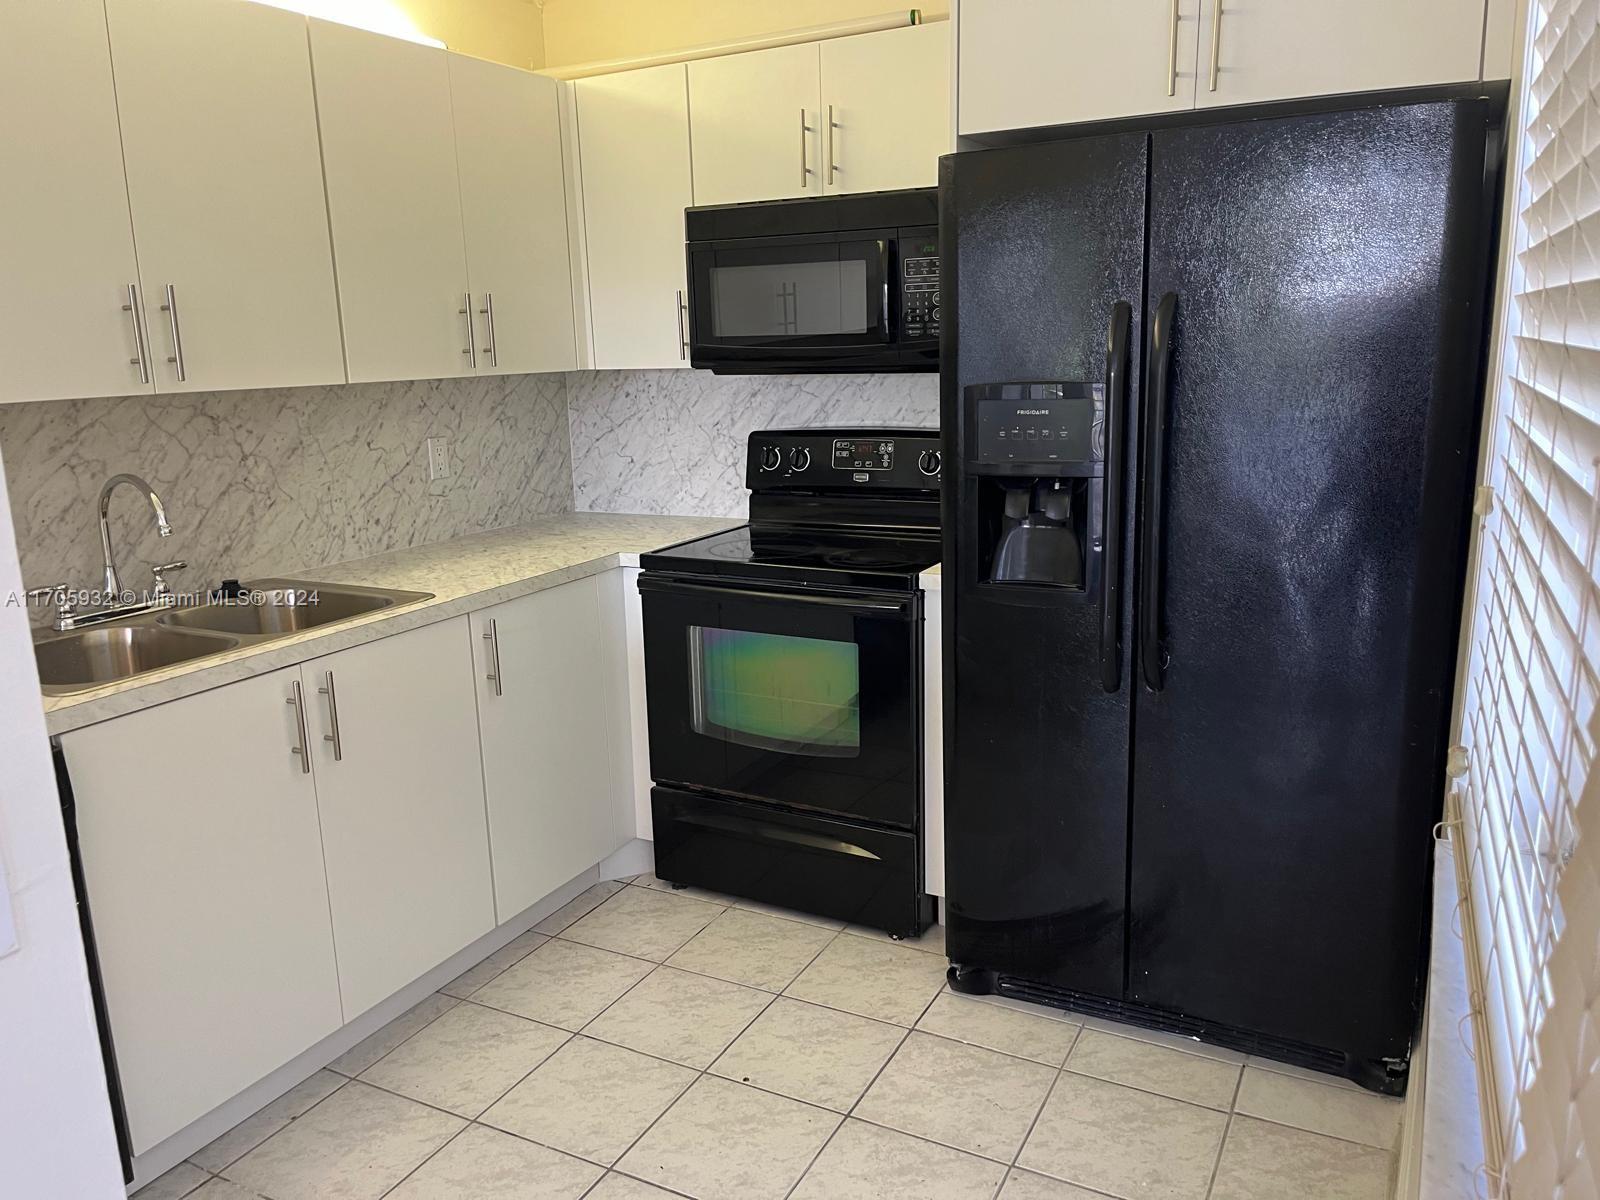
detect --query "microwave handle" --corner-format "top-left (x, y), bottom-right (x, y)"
top-left (878, 239), bottom-right (891, 343)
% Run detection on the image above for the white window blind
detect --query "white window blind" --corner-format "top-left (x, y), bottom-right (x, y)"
top-left (1454, 0), bottom-right (1600, 1195)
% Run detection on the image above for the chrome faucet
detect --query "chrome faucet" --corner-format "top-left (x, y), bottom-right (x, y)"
top-left (98, 473), bottom-right (172, 596)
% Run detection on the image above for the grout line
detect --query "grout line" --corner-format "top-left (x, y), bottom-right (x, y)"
top-left (375, 1120), bottom-right (474, 1199)
top-left (1202, 1065), bottom-right (1249, 1200)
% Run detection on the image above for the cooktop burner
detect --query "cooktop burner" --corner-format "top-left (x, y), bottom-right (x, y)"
top-left (641, 524), bottom-right (942, 591)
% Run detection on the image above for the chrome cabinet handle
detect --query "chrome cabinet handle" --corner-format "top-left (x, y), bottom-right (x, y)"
top-left (1167, 0), bottom-right (1181, 96)
top-left (123, 284), bottom-right (150, 384)
top-left (799, 108), bottom-right (811, 189)
top-left (482, 619), bottom-right (503, 697)
top-left (159, 284), bottom-right (186, 382)
top-left (477, 292), bottom-right (498, 368)
top-left (827, 104), bottom-right (839, 186)
top-left (318, 670), bottom-right (343, 761)
top-left (287, 680), bottom-right (311, 773)
top-left (1208, 1), bottom-right (1222, 91)
top-left (676, 290), bottom-right (688, 360)
top-left (459, 291), bottom-right (477, 368)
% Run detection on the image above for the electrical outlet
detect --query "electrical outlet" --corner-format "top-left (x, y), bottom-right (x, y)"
top-left (426, 437), bottom-right (451, 482)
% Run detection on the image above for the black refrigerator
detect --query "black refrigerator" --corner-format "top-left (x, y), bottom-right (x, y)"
top-left (939, 93), bottom-right (1502, 1095)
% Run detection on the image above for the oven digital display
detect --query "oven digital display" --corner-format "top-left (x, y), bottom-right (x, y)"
top-left (833, 439), bottom-right (894, 470)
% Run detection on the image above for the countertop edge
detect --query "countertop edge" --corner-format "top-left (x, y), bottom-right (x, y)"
top-left (43, 550), bottom-right (635, 737)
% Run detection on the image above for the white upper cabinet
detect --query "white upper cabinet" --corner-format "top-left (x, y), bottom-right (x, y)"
top-left (959, 0), bottom-right (1204, 135)
top-left (63, 668), bottom-right (344, 1154)
top-left (450, 54), bottom-right (577, 376)
top-left (301, 617), bottom-right (495, 1019)
top-left (107, 0), bottom-right (345, 393)
top-left (575, 63), bottom-right (694, 370)
top-left (473, 577), bottom-right (622, 921)
top-left (689, 42), bottom-right (822, 205)
top-left (1194, 0), bottom-right (1486, 109)
top-left (959, 0), bottom-right (1492, 134)
top-left (820, 22), bottom-right (951, 194)
top-left (0, 0), bottom-right (149, 404)
top-left (310, 19), bottom-right (471, 383)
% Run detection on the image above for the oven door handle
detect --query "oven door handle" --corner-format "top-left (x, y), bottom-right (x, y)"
top-left (674, 808), bottom-right (883, 860)
top-left (637, 573), bottom-right (914, 618)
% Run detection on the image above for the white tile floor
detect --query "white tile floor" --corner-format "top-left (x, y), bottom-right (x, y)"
top-left (135, 875), bottom-right (1403, 1200)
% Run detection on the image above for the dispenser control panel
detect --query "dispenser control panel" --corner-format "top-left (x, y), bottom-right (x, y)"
top-left (970, 382), bottom-right (1103, 469)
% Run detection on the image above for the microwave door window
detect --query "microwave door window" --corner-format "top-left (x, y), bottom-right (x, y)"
top-left (709, 260), bottom-right (869, 339)
top-left (689, 626), bottom-right (861, 757)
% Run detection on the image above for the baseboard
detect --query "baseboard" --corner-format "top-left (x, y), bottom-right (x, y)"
top-left (125, 864), bottom-right (604, 1191)
top-left (1395, 992), bottom-right (1429, 1200)
top-left (599, 836), bottom-right (654, 881)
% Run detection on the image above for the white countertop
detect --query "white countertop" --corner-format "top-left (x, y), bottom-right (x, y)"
top-left (42, 513), bottom-right (736, 736)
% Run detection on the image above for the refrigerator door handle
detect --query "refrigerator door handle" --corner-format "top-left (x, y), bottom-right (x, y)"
top-left (1100, 300), bottom-right (1132, 693)
top-left (1139, 291), bottom-right (1178, 692)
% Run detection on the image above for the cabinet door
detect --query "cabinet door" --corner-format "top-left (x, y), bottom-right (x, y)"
top-left (1194, 0), bottom-right (1485, 109)
top-left (305, 617), bottom-right (494, 1018)
top-left (107, 0), bottom-right (345, 393)
top-left (0, 0), bottom-right (149, 404)
top-left (310, 19), bottom-right (471, 383)
top-left (688, 42), bottom-right (821, 205)
top-left (821, 23), bottom-right (950, 195)
top-left (959, 0), bottom-right (1203, 135)
top-left (63, 669), bottom-right (343, 1154)
top-left (575, 64), bottom-right (693, 370)
top-left (474, 577), bottom-right (620, 920)
top-left (450, 54), bottom-right (577, 376)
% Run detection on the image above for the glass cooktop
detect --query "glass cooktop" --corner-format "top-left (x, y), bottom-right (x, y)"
top-left (640, 524), bottom-right (942, 591)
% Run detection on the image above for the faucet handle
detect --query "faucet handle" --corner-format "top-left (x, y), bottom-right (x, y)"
top-left (150, 560), bottom-right (188, 597)
top-left (26, 584), bottom-right (76, 631)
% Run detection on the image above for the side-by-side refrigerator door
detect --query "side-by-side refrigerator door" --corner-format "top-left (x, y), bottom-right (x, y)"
top-left (1128, 100), bottom-right (1495, 1083)
top-left (940, 133), bottom-right (1147, 1000)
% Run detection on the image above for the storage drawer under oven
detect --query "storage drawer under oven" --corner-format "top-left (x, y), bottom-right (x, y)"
top-left (652, 786), bottom-right (932, 937)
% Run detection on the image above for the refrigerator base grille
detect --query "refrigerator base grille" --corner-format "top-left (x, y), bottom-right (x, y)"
top-left (986, 973), bottom-right (1406, 1095)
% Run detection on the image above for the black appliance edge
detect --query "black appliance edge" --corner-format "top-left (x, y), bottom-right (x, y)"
top-left (949, 965), bottom-right (1408, 1095)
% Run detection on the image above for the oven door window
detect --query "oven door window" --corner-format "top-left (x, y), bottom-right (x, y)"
top-left (690, 237), bottom-right (889, 350)
top-left (639, 577), bottom-right (919, 829)
top-left (690, 627), bottom-right (860, 757)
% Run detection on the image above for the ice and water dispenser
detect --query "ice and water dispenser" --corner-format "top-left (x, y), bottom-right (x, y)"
top-left (966, 382), bottom-right (1105, 591)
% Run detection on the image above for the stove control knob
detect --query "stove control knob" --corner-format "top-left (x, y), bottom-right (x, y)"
top-left (789, 447), bottom-right (811, 471)
top-left (918, 449), bottom-right (942, 476)
top-left (758, 445), bottom-right (781, 472)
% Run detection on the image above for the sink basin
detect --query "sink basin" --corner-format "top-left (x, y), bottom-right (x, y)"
top-left (35, 625), bottom-right (241, 694)
top-left (158, 579), bottom-right (433, 637)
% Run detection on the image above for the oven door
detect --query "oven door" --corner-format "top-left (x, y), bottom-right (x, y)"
top-left (687, 233), bottom-right (892, 369)
top-left (638, 573), bottom-right (920, 829)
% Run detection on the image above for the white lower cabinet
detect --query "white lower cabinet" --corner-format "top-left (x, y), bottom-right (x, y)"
top-left (473, 577), bottom-right (622, 921)
top-left (301, 616), bottom-right (495, 1019)
top-left (64, 586), bottom-right (634, 1156)
top-left (62, 668), bottom-right (344, 1155)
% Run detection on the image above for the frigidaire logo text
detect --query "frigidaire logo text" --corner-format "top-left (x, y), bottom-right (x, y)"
top-left (1015, 409), bottom-right (1050, 415)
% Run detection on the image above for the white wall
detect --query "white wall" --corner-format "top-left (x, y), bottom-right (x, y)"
top-left (0, 444), bottom-right (124, 1197)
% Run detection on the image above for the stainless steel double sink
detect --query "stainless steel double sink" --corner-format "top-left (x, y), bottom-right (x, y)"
top-left (34, 579), bottom-right (434, 696)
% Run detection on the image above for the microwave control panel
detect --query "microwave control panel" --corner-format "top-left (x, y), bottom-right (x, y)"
top-left (900, 231), bottom-right (940, 341)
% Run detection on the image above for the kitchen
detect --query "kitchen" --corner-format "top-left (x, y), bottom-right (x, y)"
top-left (0, 1), bottom-right (1588, 1199)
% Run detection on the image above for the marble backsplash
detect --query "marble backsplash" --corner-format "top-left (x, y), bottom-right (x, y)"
top-left (0, 374), bottom-right (572, 624)
top-left (566, 370), bottom-right (941, 517)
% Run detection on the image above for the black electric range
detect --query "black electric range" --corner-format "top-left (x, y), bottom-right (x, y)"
top-left (637, 428), bottom-right (942, 937)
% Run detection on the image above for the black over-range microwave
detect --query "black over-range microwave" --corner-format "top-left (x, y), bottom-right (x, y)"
top-left (684, 187), bottom-right (939, 374)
